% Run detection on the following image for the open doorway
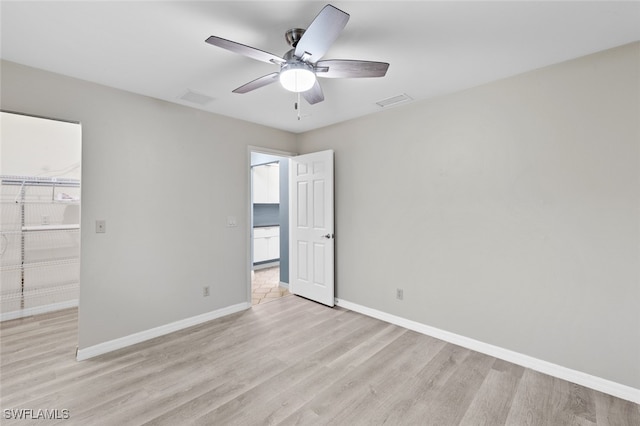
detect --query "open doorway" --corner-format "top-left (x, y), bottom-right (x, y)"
top-left (0, 111), bottom-right (81, 321)
top-left (249, 148), bottom-right (293, 305)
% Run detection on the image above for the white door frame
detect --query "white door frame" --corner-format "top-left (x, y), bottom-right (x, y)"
top-left (246, 146), bottom-right (296, 305)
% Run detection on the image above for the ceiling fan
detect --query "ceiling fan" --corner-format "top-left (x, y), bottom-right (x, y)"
top-left (205, 4), bottom-right (389, 105)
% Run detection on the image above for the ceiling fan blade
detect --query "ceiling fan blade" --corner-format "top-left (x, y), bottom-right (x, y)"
top-left (206, 36), bottom-right (285, 65)
top-left (232, 72), bottom-right (280, 94)
top-left (294, 5), bottom-right (349, 63)
top-left (302, 80), bottom-right (325, 105)
top-left (315, 60), bottom-right (390, 78)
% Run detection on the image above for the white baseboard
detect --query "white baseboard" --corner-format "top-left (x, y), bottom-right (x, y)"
top-left (335, 298), bottom-right (640, 404)
top-left (1, 299), bottom-right (79, 322)
top-left (76, 302), bottom-right (251, 361)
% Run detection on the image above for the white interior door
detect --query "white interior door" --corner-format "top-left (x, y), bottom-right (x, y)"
top-left (289, 150), bottom-right (335, 307)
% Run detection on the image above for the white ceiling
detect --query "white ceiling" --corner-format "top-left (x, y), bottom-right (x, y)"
top-left (2, 1), bottom-right (639, 133)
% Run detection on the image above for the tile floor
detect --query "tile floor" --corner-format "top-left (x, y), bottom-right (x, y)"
top-left (251, 266), bottom-right (290, 305)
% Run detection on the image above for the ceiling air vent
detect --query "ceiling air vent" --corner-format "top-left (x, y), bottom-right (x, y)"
top-left (179, 90), bottom-right (215, 106)
top-left (376, 93), bottom-right (412, 108)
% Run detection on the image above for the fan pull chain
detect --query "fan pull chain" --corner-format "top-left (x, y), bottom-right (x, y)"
top-left (296, 92), bottom-right (302, 120)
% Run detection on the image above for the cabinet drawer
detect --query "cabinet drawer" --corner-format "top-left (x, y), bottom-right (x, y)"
top-left (254, 226), bottom-right (279, 238)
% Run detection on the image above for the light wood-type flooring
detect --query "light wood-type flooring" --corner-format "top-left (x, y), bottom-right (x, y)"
top-left (1, 295), bottom-right (638, 425)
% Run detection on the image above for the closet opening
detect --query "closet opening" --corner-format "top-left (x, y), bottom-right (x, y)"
top-left (0, 111), bottom-right (82, 321)
top-left (249, 148), bottom-right (292, 305)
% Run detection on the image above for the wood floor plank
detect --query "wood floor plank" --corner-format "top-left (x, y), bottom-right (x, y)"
top-left (564, 381), bottom-right (597, 424)
top-left (278, 330), bottom-right (449, 425)
top-left (219, 323), bottom-right (407, 426)
top-left (389, 348), bottom-right (496, 425)
top-left (0, 308), bottom-right (77, 333)
top-left (505, 369), bottom-right (558, 425)
top-left (459, 359), bottom-right (525, 426)
top-left (594, 390), bottom-right (640, 426)
top-left (193, 319), bottom-right (403, 425)
top-left (1, 295), bottom-right (638, 426)
top-left (504, 369), bottom-right (600, 426)
top-left (322, 332), bottom-right (449, 425)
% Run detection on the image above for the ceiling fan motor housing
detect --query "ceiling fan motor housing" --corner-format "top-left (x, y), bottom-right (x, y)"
top-left (285, 28), bottom-right (306, 47)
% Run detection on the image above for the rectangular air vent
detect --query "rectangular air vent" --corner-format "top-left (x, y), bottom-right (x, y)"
top-left (376, 93), bottom-right (413, 108)
top-left (179, 90), bottom-right (215, 106)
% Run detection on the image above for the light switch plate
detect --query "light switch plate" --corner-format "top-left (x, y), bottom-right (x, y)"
top-left (227, 216), bottom-right (237, 227)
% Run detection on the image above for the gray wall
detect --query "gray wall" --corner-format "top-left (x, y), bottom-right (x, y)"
top-left (297, 43), bottom-right (640, 389)
top-left (1, 60), bottom-right (296, 349)
top-left (252, 204), bottom-right (279, 228)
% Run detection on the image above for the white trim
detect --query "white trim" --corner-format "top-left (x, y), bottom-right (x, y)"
top-left (335, 298), bottom-right (640, 404)
top-left (76, 302), bottom-right (251, 361)
top-left (248, 145), bottom-right (296, 159)
top-left (22, 224), bottom-right (80, 231)
top-left (1, 299), bottom-right (79, 322)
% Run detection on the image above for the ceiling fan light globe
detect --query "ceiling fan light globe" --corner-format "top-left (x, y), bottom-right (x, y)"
top-left (280, 67), bottom-right (316, 93)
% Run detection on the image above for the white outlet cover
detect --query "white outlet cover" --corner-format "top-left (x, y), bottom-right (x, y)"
top-left (96, 220), bottom-right (106, 233)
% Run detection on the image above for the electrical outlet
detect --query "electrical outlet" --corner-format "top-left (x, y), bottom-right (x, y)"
top-left (95, 220), bottom-right (106, 233)
top-left (41, 215), bottom-right (50, 225)
top-left (203, 286), bottom-right (210, 297)
top-left (396, 288), bottom-right (404, 300)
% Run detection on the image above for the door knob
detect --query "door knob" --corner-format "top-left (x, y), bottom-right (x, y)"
top-left (322, 233), bottom-right (335, 239)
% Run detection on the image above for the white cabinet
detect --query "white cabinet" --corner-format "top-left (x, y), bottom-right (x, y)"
top-left (253, 226), bottom-right (280, 263)
top-left (252, 163), bottom-right (279, 204)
